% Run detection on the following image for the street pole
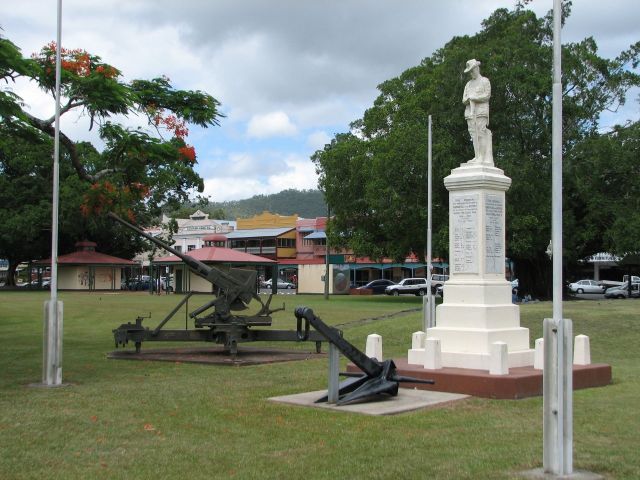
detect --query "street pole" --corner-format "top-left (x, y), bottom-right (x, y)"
top-left (543, 0), bottom-right (573, 474)
top-left (43, 0), bottom-right (63, 386)
top-left (324, 206), bottom-right (330, 300)
top-left (425, 115), bottom-right (435, 330)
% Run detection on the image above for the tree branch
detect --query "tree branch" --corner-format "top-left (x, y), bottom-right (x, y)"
top-left (23, 110), bottom-right (92, 182)
top-left (42, 100), bottom-right (86, 125)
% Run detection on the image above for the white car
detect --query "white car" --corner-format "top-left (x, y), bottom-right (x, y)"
top-left (263, 278), bottom-right (296, 289)
top-left (385, 278), bottom-right (429, 296)
top-left (568, 279), bottom-right (605, 294)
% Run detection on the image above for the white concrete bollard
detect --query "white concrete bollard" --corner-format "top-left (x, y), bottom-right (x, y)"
top-left (412, 331), bottom-right (426, 350)
top-left (573, 334), bottom-right (591, 365)
top-left (424, 338), bottom-right (442, 370)
top-left (365, 333), bottom-right (383, 361)
top-left (534, 337), bottom-right (544, 370)
top-left (490, 341), bottom-right (509, 375)
top-left (407, 331), bottom-right (426, 365)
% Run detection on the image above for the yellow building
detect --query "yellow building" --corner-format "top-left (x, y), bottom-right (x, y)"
top-left (236, 211), bottom-right (298, 230)
top-left (228, 212), bottom-right (298, 261)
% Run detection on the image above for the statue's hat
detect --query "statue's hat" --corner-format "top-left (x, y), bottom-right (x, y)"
top-left (464, 59), bottom-right (481, 73)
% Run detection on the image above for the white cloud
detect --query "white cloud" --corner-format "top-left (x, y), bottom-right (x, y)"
top-left (4, 0), bottom-right (638, 203)
top-left (246, 111), bottom-right (298, 138)
top-left (307, 130), bottom-right (331, 151)
top-left (201, 153), bottom-right (317, 201)
top-left (268, 154), bottom-right (319, 192)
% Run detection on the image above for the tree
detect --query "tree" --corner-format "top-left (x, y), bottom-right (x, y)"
top-left (565, 120), bottom-right (640, 257)
top-left (0, 35), bottom-right (223, 277)
top-left (312, 3), bottom-right (640, 297)
top-left (1, 36), bottom-right (222, 215)
top-left (0, 127), bottom-right (149, 285)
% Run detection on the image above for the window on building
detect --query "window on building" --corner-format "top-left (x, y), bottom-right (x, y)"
top-left (277, 238), bottom-right (295, 248)
top-left (229, 240), bottom-right (246, 249)
top-left (187, 245), bottom-right (196, 251)
top-left (175, 246), bottom-right (182, 253)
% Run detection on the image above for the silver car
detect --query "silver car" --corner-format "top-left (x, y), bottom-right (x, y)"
top-left (568, 279), bottom-right (605, 294)
top-left (604, 282), bottom-right (640, 299)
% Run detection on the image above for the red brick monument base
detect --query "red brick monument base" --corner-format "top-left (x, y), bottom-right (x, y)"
top-left (347, 360), bottom-right (612, 399)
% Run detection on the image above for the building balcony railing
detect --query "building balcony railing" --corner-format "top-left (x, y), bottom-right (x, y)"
top-left (243, 247), bottom-right (276, 255)
top-left (313, 245), bottom-right (327, 256)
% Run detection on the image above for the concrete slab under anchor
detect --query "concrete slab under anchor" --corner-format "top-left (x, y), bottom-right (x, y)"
top-left (268, 388), bottom-right (469, 416)
top-left (518, 467), bottom-right (604, 479)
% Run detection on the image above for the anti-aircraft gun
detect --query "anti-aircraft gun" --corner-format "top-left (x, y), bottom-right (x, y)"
top-left (108, 212), bottom-right (324, 356)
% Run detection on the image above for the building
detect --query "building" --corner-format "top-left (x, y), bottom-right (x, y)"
top-left (226, 212), bottom-right (298, 265)
top-left (0, 258), bottom-right (7, 285)
top-left (152, 245), bottom-right (275, 293)
top-left (296, 217), bottom-right (328, 260)
top-left (34, 241), bottom-right (135, 290)
top-left (136, 210), bottom-right (237, 267)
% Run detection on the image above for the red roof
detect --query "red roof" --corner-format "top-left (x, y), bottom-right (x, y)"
top-left (154, 246), bottom-right (275, 264)
top-left (35, 250), bottom-right (136, 266)
top-left (203, 234), bottom-right (227, 242)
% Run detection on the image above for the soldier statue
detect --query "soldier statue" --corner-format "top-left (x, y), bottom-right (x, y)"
top-left (462, 59), bottom-right (494, 165)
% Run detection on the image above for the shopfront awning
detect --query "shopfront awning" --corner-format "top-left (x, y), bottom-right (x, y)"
top-left (347, 262), bottom-right (448, 271)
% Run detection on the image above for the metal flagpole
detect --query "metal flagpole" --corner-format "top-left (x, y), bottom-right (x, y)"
top-left (324, 206), bottom-right (330, 300)
top-left (543, 0), bottom-right (573, 474)
top-left (425, 115), bottom-right (434, 331)
top-left (43, 0), bottom-right (64, 386)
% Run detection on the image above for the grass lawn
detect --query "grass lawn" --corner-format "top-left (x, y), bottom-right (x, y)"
top-left (0, 291), bottom-right (638, 479)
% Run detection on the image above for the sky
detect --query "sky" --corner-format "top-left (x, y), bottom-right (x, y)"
top-left (2, 0), bottom-right (638, 201)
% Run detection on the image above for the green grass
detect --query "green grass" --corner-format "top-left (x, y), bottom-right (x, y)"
top-left (0, 292), bottom-right (638, 479)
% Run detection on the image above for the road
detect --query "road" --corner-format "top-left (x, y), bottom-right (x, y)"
top-left (258, 287), bottom-right (297, 295)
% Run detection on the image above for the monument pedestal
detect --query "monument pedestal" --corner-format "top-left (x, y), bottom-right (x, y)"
top-left (427, 163), bottom-right (534, 370)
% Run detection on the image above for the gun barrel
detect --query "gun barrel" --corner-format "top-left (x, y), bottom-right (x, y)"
top-left (107, 212), bottom-right (212, 279)
top-left (108, 212), bottom-right (259, 308)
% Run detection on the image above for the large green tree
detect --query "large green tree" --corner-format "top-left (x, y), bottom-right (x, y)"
top-left (0, 35), bottom-right (223, 281)
top-left (0, 127), bottom-right (150, 285)
top-left (312, 3), bottom-right (640, 297)
top-left (565, 120), bottom-right (640, 256)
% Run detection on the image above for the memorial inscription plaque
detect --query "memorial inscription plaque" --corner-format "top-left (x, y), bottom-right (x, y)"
top-left (484, 193), bottom-right (504, 274)
top-left (452, 193), bottom-right (479, 273)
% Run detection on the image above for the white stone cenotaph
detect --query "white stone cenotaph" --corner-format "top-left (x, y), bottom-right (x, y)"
top-left (426, 59), bottom-right (534, 370)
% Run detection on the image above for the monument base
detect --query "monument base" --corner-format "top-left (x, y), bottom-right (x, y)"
top-left (407, 346), bottom-right (534, 369)
top-left (431, 161), bottom-right (534, 371)
top-left (439, 348), bottom-right (534, 370)
top-left (346, 361), bottom-right (612, 400)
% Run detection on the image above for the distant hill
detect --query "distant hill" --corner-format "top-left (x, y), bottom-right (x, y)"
top-left (166, 189), bottom-right (327, 220)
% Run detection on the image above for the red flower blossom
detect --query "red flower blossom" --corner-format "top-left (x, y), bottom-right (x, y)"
top-left (178, 145), bottom-right (196, 163)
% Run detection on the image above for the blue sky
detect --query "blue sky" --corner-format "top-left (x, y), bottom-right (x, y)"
top-left (2, 0), bottom-right (638, 201)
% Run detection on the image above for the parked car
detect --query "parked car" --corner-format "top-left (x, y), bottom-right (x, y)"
top-left (355, 279), bottom-right (396, 294)
top-left (430, 274), bottom-right (449, 294)
top-left (128, 279), bottom-right (152, 291)
top-left (568, 279), bottom-right (606, 294)
top-left (385, 278), bottom-right (429, 296)
top-left (604, 282), bottom-right (640, 299)
top-left (264, 278), bottom-right (296, 289)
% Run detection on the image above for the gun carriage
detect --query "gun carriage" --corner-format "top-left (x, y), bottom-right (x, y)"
top-left (108, 212), bottom-right (324, 356)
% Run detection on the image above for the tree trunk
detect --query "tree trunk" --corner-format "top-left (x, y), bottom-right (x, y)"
top-left (513, 256), bottom-right (553, 300)
top-left (6, 260), bottom-right (19, 287)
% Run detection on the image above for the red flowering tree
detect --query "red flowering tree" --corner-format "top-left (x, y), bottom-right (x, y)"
top-left (0, 35), bottom-right (223, 278)
top-left (1, 36), bottom-right (223, 222)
